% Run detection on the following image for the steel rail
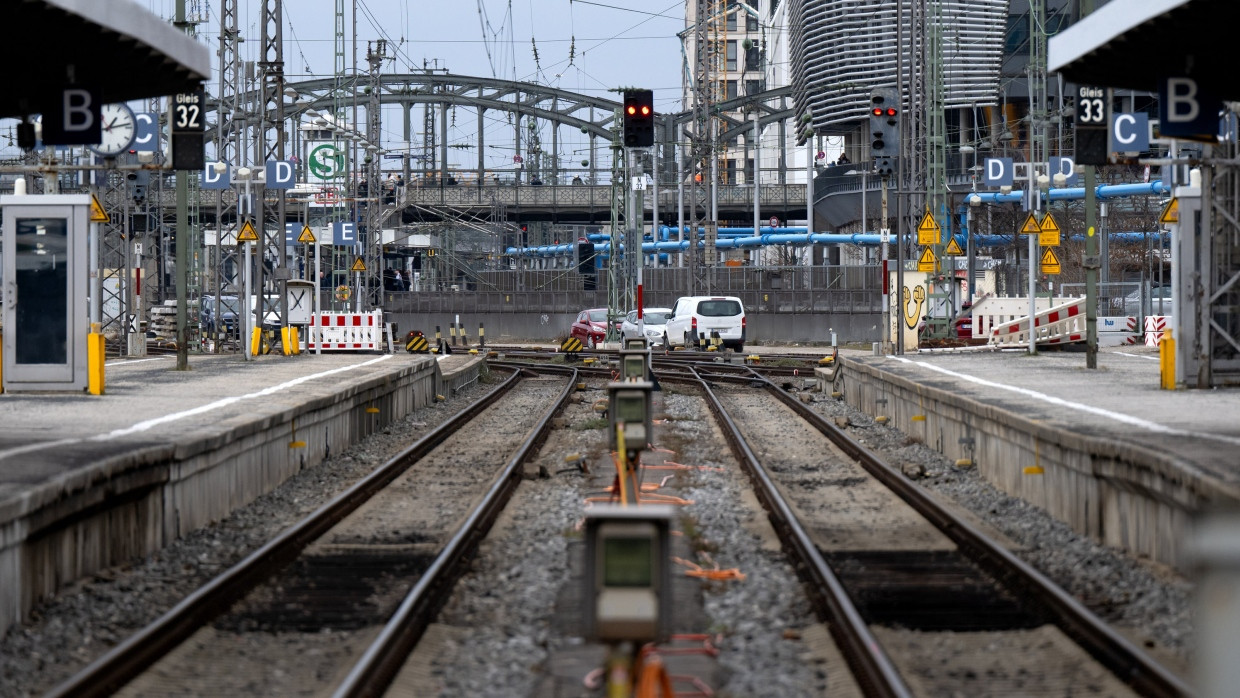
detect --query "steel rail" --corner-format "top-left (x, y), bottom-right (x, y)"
top-left (333, 368), bottom-right (577, 697)
top-left (745, 367), bottom-right (1194, 698)
top-left (691, 366), bottom-right (913, 698)
top-left (45, 368), bottom-right (525, 698)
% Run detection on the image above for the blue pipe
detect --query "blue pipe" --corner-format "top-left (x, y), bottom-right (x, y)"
top-left (505, 229), bottom-right (1168, 256)
top-left (967, 180), bottom-right (1170, 205)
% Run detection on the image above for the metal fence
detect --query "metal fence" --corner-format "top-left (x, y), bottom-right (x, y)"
top-left (387, 264), bottom-right (882, 316)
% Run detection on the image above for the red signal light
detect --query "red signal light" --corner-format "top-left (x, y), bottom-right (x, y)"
top-left (872, 107), bottom-right (883, 116)
top-left (886, 107), bottom-right (897, 116)
top-left (627, 106), bottom-right (636, 116)
top-left (640, 106), bottom-right (651, 116)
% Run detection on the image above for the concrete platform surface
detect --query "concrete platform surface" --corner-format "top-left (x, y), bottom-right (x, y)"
top-left (0, 350), bottom-right (482, 634)
top-left (848, 345), bottom-right (1240, 487)
top-left (0, 352), bottom-right (492, 522)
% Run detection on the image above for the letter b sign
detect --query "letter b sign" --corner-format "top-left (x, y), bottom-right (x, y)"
top-left (42, 88), bottom-right (101, 145)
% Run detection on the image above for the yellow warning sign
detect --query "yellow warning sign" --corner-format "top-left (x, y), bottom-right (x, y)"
top-left (236, 219), bottom-right (259, 242)
top-left (943, 237), bottom-right (964, 256)
top-left (916, 209), bottom-right (942, 246)
top-left (89, 194), bottom-right (110, 223)
top-left (917, 246), bottom-right (939, 272)
top-left (351, 256), bottom-right (367, 272)
top-left (297, 225), bottom-right (316, 244)
top-left (1040, 247), bottom-right (1061, 275)
top-left (1038, 212), bottom-right (1061, 247)
top-left (1019, 212), bottom-right (1041, 235)
top-left (1159, 197), bottom-right (1179, 225)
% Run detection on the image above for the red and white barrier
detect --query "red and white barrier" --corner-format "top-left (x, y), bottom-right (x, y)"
top-left (989, 297), bottom-right (1086, 348)
top-left (1144, 315), bottom-right (1171, 347)
top-left (307, 310), bottom-right (385, 351)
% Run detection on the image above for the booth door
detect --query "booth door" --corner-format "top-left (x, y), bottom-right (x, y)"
top-left (3, 213), bottom-right (77, 383)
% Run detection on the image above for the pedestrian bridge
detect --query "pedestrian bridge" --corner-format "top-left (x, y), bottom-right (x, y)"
top-left (390, 181), bottom-right (808, 224)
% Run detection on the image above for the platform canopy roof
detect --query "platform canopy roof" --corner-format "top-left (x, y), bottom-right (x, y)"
top-left (1048, 0), bottom-right (1238, 100)
top-left (4, 0), bottom-right (211, 119)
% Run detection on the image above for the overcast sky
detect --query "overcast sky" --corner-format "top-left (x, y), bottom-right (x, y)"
top-left (180, 0), bottom-right (688, 171)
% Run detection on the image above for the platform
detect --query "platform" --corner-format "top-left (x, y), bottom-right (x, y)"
top-left (0, 351), bottom-right (484, 636)
top-left (821, 345), bottom-right (1240, 573)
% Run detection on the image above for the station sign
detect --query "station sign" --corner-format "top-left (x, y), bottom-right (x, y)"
top-left (133, 112), bottom-right (160, 152)
top-left (170, 89), bottom-right (205, 170)
top-left (41, 87), bottom-right (101, 145)
top-left (983, 157), bottom-right (1014, 187)
top-left (1112, 112), bottom-right (1150, 153)
top-left (1159, 76), bottom-right (1222, 142)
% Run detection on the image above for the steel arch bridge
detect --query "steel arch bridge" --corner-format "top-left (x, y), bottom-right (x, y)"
top-left (237, 73), bottom-right (798, 156)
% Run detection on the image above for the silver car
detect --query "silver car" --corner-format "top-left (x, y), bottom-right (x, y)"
top-left (620, 308), bottom-right (672, 347)
top-left (1120, 286), bottom-right (1173, 316)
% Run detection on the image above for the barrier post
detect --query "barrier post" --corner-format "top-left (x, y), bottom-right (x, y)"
top-left (1160, 328), bottom-right (1176, 390)
top-left (479, 322), bottom-right (486, 348)
top-left (435, 325), bottom-right (442, 353)
top-left (87, 323), bottom-right (105, 395)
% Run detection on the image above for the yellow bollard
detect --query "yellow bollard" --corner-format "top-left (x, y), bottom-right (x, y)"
top-left (291, 326), bottom-right (300, 355)
top-left (251, 326), bottom-right (263, 356)
top-left (1159, 328), bottom-right (1176, 390)
top-left (281, 326), bottom-right (293, 356)
top-left (87, 323), bottom-right (105, 395)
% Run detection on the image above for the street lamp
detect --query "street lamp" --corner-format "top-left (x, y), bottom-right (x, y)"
top-left (966, 193), bottom-right (983, 305)
top-left (234, 165), bottom-right (265, 360)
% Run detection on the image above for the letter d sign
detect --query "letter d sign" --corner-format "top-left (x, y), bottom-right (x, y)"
top-left (42, 87), bottom-right (101, 145)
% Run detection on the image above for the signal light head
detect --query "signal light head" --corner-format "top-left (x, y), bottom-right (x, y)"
top-left (872, 107), bottom-right (883, 116)
top-left (627, 106), bottom-right (636, 115)
top-left (640, 106), bottom-right (651, 116)
top-left (885, 107), bottom-right (897, 117)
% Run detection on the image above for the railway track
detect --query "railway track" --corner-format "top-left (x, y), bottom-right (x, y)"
top-left (693, 366), bottom-right (1191, 697)
top-left (487, 356), bottom-right (1190, 696)
top-left (47, 367), bottom-right (574, 698)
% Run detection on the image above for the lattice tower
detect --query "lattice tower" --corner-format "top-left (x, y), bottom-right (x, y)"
top-left (365, 40), bottom-right (386, 308)
top-left (1028, 0), bottom-right (1049, 168)
top-left (687, 0), bottom-right (720, 294)
top-left (260, 0), bottom-right (287, 324)
top-left (1200, 126), bottom-right (1240, 385)
top-left (608, 111), bottom-right (628, 328)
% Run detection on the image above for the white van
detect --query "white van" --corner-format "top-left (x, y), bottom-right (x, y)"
top-left (664, 296), bottom-right (746, 350)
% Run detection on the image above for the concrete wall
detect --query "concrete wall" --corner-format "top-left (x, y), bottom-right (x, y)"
top-left (1, 357), bottom-right (484, 636)
top-left (387, 311), bottom-right (884, 345)
top-left (824, 358), bottom-right (1221, 573)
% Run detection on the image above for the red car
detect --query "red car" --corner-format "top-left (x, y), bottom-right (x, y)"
top-left (570, 307), bottom-right (619, 348)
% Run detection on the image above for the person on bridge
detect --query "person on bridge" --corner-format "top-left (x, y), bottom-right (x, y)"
top-left (382, 175), bottom-right (396, 204)
top-left (572, 175), bottom-right (584, 185)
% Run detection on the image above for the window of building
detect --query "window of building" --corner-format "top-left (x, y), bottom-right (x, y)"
top-left (726, 12), bottom-right (737, 31)
top-left (727, 80), bottom-right (738, 100)
top-left (746, 15), bottom-right (759, 32)
top-left (746, 79), bottom-right (762, 96)
top-left (726, 41), bottom-right (737, 71)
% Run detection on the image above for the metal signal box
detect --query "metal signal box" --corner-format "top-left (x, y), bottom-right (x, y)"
top-left (607, 380), bottom-right (653, 455)
top-left (618, 347), bottom-right (651, 382)
top-left (582, 503), bottom-right (674, 643)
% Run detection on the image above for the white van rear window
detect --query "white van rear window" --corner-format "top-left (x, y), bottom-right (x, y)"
top-left (698, 300), bottom-right (742, 317)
